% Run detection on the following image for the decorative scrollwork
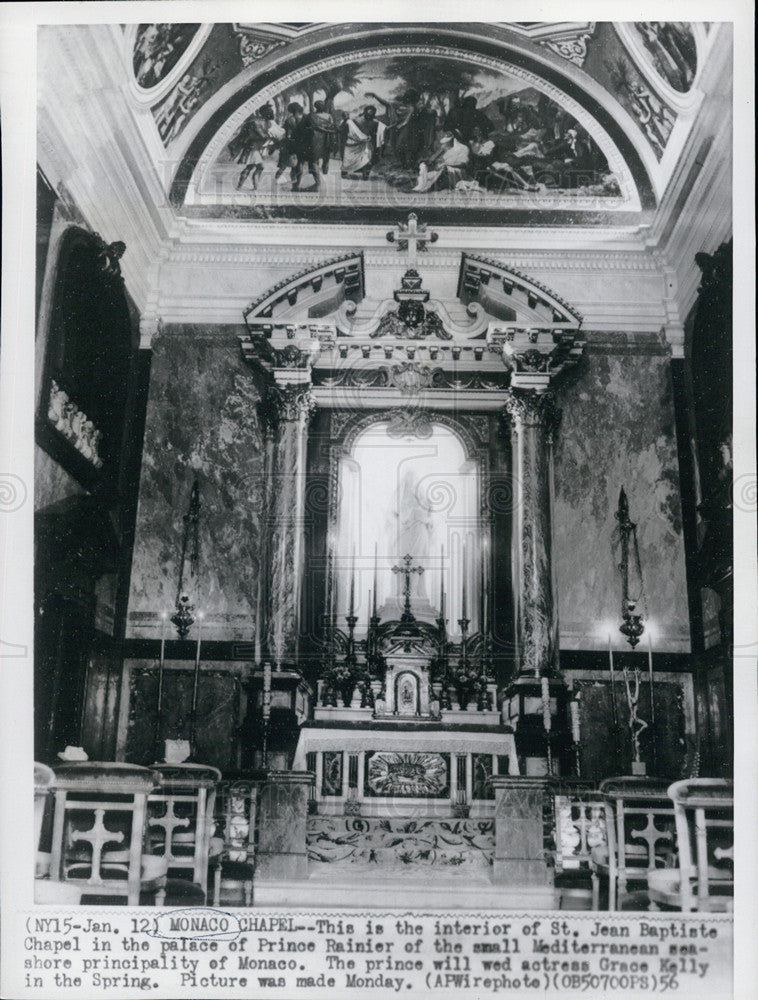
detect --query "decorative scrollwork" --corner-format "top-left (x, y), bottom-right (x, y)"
top-left (385, 408), bottom-right (434, 440)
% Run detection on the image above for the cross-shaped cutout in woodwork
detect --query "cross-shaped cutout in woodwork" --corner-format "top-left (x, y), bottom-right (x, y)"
top-left (386, 213), bottom-right (438, 266)
top-left (392, 554), bottom-right (424, 622)
top-left (148, 801), bottom-right (192, 860)
top-left (627, 812), bottom-right (675, 869)
top-left (68, 808), bottom-right (125, 882)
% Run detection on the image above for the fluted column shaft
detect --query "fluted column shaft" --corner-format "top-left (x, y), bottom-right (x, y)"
top-left (504, 389), bottom-right (561, 676)
top-left (265, 383), bottom-right (315, 669)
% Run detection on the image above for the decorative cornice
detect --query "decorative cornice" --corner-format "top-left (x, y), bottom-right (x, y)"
top-left (243, 252), bottom-right (364, 320)
top-left (160, 244), bottom-right (664, 274)
top-left (460, 254), bottom-right (583, 324)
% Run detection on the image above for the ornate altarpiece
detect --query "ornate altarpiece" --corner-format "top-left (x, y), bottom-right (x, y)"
top-left (237, 233), bottom-right (587, 800)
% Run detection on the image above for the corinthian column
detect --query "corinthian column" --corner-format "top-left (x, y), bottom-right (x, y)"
top-left (266, 382), bottom-right (316, 670)
top-left (503, 388), bottom-right (561, 676)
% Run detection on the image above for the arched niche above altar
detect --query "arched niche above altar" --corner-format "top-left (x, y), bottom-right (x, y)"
top-left (330, 417), bottom-right (486, 637)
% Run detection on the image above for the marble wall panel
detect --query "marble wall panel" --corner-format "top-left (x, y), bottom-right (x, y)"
top-left (127, 325), bottom-right (266, 639)
top-left (553, 349), bottom-right (689, 652)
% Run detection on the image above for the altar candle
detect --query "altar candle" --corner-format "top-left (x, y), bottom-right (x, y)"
top-left (189, 613), bottom-right (203, 750)
top-left (570, 700), bottom-right (581, 743)
top-left (608, 633), bottom-right (619, 727)
top-left (480, 549), bottom-right (488, 634)
top-left (159, 612), bottom-right (166, 668)
top-left (647, 627), bottom-right (656, 727)
top-left (349, 544), bottom-right (356, 615)
top-left (254, 574), bottom-right (262, 665)
top-left (195, 613), bottom-right (203, 667)
top-left (156, 612), bottom-right (167, 743)
top-left (440, 545), bottom-right (445, 619)
top-left (372, 543), bottom-right (378, 616)
top-left (263, 660), bottom-right (272, 720)
top-left (461, 539), bottom-right (468, 620)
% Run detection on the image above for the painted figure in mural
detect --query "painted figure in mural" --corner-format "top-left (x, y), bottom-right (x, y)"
top-left (308, 101), bottom-right (337, 178)
top-left (468, 127), bottom-right (497, 186)
top-left (289, 105), bottom-right (321, 191)
top-left (211, 54), bottom-right (618, 200)
top-left (444, 95), bottom-right (493, 145)
top-left (274, 103), bottom-right (306, 186)
top-left (365, 90), bottom-right (437, 170)
top-left (133, 24), bottom-right (199, 89)
top-left (156, 58), bottom-right (218, 145)
top-left (635, 22), bottom-right (697, 93)
top-left (412, 130), bottom-right (470, 192)
top-left (341, 106), bottom-right (386, 179)
top-left (230, 105), bottom-right (285, 191)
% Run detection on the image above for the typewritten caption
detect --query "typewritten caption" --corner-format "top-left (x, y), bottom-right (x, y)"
top-left (16, 910), bottom-right (732, 999)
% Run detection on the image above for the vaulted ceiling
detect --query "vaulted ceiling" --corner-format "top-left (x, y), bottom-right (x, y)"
top-left (125, 21), bottom-right (714, 226)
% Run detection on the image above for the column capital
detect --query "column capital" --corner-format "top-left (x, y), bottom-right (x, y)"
top-left (269, 382), bottom-right (317, 424)
top-left (502, 387), bottom-right (562, 441)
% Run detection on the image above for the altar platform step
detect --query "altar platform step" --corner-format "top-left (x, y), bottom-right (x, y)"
top-left (253, 877), bottom-right (555, 910)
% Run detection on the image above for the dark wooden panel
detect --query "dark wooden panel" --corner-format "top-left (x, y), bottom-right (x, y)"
top-left (575, 679), bottom-right (686, 781)
top-left (125, 667), bottom-right (240, 771)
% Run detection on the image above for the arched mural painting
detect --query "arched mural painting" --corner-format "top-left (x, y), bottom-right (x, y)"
top-left (193, 52), bottom-right (628, 211)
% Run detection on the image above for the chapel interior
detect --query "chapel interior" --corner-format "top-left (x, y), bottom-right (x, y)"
top-left (33, 21), bottom-right (734, 910)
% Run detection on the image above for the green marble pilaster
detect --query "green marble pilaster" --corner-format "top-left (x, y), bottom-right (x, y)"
top-left (503, 389), bottom-right (560, 676)
top-left (265, 384), bottom-right (315, 670)
top-left (256, 771), bottom-right (315, 880)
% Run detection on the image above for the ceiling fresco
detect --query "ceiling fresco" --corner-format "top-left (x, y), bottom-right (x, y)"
top-left (133, 24), bottom-right (202, 89)
top-left (192, 54), bottom-right (622, 214)
top-left (122, 22), bottom-right (710, 224)
top-left (631, 23), bottom-right (697, 94)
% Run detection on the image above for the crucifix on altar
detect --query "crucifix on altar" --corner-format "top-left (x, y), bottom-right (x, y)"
top-left (386, 212), bottom-right (438, 266)
top-left (392, 554), bottom-right (424, 623)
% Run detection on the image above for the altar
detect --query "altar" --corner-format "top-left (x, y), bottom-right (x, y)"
top-left (294, 724), bottom-right (518, 817)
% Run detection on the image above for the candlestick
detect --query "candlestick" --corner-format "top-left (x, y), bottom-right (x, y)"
top-left (262, 660), bottom-right (272, 768)
top-left (608, 633), bottom-right (620, 767)
top-left (647, 628), bottom-right (656, 770)
top-left (254, 573), bottom-right (262, 665)
top-left (156, 612), bottom-right (167, 758)
top-left (189, 613), bottom-right (203, 754)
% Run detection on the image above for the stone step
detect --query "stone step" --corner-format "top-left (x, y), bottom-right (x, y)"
top-left (253, 878), bottom-right (555, 910)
